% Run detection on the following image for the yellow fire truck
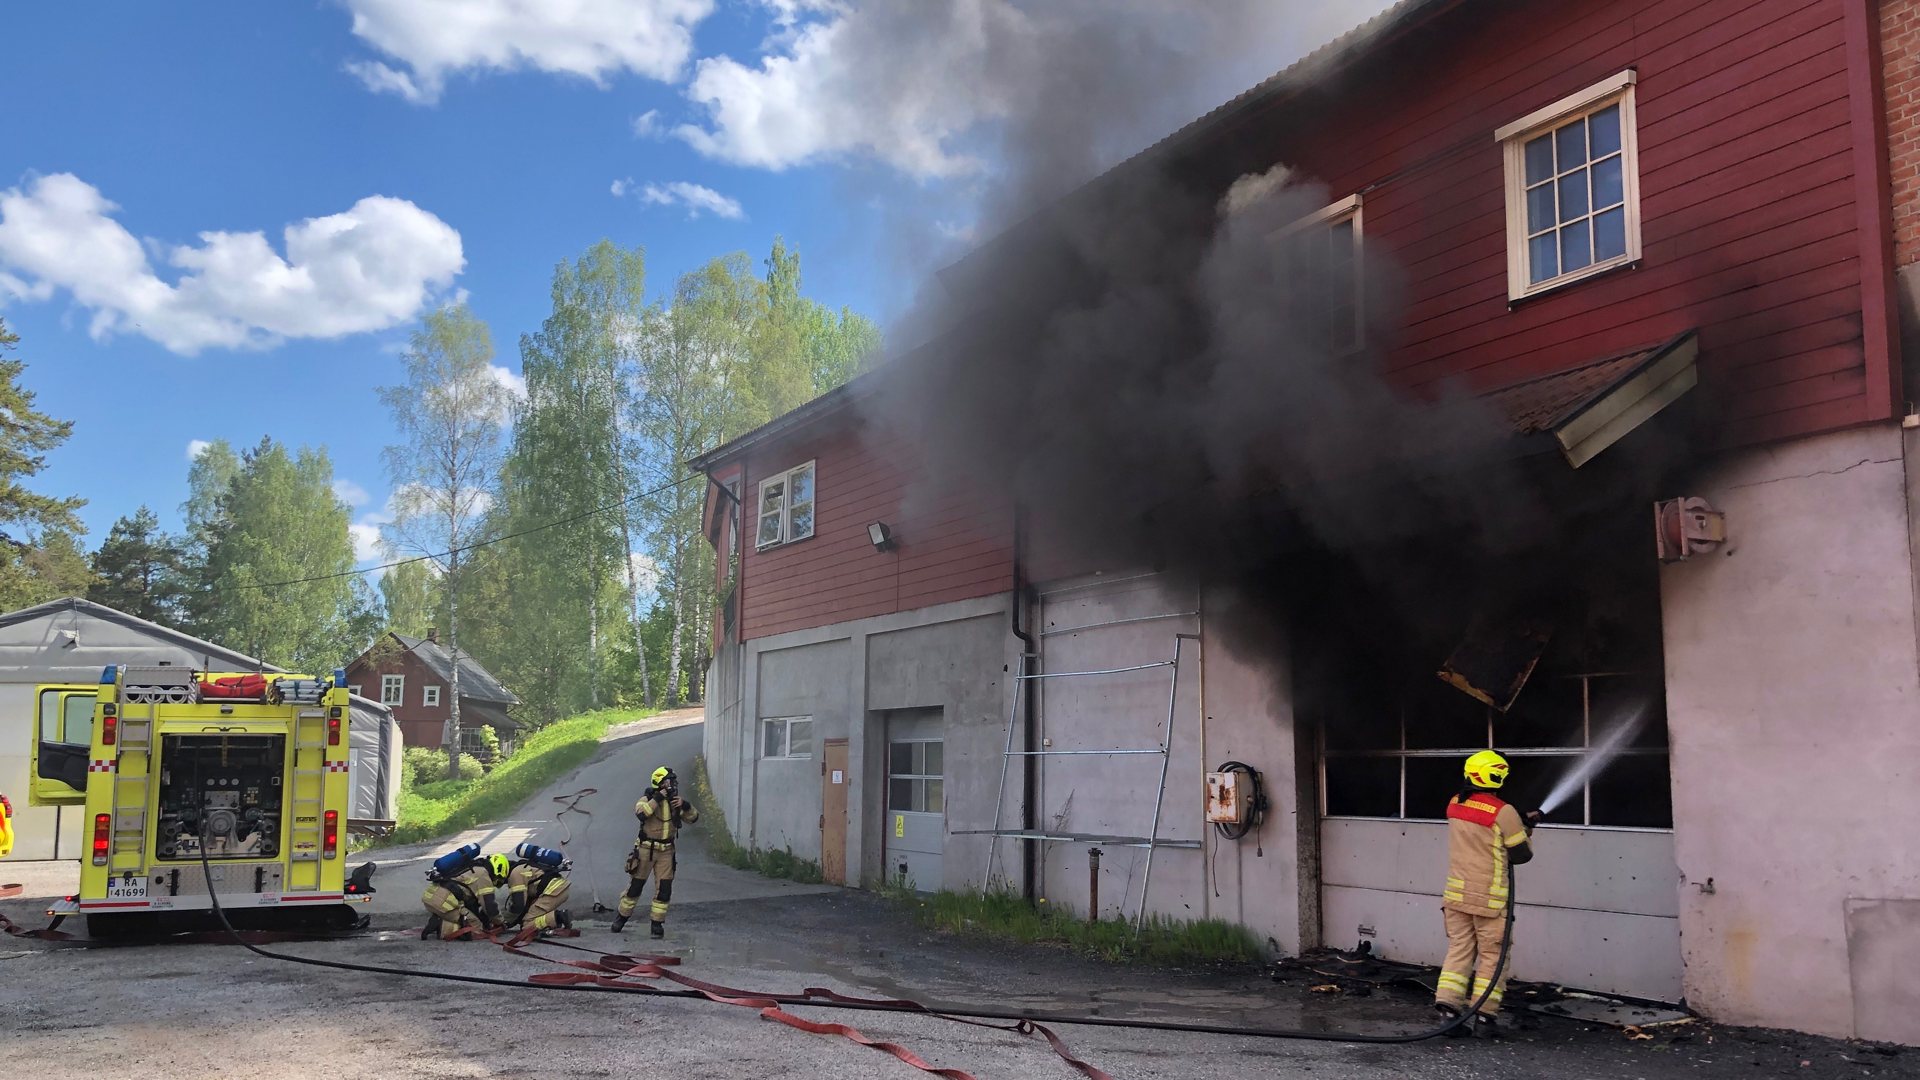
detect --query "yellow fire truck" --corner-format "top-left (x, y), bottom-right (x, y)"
top-left (30, 664), bottom-right (371, 933)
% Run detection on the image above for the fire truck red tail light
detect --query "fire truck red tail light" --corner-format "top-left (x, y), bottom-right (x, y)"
top-left (92, 814), bottom-right (111, 865)
top-left (323, 810), bottom-right (339, 859)
top-left (326, 713), bottom-right (342, 746)
top-left (101, 711), bottom-right (118, 746)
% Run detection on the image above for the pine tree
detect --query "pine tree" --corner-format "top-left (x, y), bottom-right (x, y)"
top-left (87, 506), bottom-right (190, 623)
top-left (0, 318), bottom-right (91, 611)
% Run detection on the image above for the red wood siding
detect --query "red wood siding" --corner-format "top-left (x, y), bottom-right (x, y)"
top-left (1886, 0), bottom-right (1920, 266)
top-left (1240, 0), bottom-right (1896, 445)
top-left (734, 420), bottom-right (1013, 641)
top-left (347, 643), bottom-right (448, 751)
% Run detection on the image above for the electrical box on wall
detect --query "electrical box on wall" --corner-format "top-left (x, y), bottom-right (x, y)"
top-left (1206, 771), bottom-right (1246, 825)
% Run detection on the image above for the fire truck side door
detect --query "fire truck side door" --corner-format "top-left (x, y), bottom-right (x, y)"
top-left (29, 685), bottom-right (96, 806)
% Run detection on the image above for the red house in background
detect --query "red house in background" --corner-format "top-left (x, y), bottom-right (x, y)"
top-left (346, 630), bottom-right (520, 759)
top-left (692, 0), bottom-right (1920, 1046)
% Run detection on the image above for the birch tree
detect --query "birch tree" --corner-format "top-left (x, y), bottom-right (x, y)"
top-left (380, 305), bottom-right (512, 779)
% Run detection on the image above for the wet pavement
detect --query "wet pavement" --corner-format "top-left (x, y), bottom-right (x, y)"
top-left (3, 715), bottom-right (1915, 1079)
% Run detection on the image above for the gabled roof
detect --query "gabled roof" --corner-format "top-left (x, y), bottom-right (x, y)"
top-left (389, 633), bottom-right (519, 705)
top-left (0, 596), bottom-right (279, 681)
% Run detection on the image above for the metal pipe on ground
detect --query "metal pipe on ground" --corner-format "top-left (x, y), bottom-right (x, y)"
top-left (1088, 847), bottom-right (1102, 923)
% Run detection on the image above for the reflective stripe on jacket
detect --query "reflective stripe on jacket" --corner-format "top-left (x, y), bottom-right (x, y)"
top-left (1441, 790), bottom-right (1532, 917)
top-left (635, 794), bottom-right (699, 843)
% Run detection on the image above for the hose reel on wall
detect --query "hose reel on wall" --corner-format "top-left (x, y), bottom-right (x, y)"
top-left (1206, 761), bottom-right (1267, 840)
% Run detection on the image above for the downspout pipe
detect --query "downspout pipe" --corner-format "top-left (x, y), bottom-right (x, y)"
top-left (1010, 503), bottom-right (1040, 903)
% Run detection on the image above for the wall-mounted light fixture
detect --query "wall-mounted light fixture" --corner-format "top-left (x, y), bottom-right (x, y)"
top-left (867, 521), bottom-right (895, 551)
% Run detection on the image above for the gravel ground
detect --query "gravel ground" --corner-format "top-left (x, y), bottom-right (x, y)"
top-left (2, 717), bottom-right (1913, 1080)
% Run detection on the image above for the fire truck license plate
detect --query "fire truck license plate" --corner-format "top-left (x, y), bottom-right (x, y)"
top-left (106, 878), bottom-right (148, 901)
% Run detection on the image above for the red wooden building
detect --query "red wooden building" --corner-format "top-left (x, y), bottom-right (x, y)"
top-left (693, 0), bottom-right (1920, 1044)
top-left (345, 630), bottom-right (520, 759)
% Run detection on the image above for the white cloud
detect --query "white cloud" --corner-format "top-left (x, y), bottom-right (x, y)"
top-left (333, 478), bottom-right (372, 508)
top-left (630, 110), bottom-right (662, 138)
top-left (349, 521), bottom-right (386, 563)
top-left (636, 181), bottom-right (745, 220)
top-left (0, 173), bottom-right (464, 355)
top-left (628, 552), bottom-right (661, 596)
top-left (488, 364), bottom-right (527, 404)
top-left (341, 0), bottom-right (715, 104)
top-left (186, 439), bottom-right (211, 461)
top-left (610, 177), bottom-right (633, 197)
top-left (675, 4), bottom-right (1025, 177)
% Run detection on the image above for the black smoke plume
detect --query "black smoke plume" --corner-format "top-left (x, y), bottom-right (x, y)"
top-left (859, 3), bottom-right (1686, 680)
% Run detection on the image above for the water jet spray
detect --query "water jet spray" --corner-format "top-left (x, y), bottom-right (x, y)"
top-left (1538, 696), bottom-right (1653, 816)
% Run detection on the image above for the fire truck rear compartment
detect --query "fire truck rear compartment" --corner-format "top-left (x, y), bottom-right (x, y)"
top-left (156, 734), bottom-right (286, 860)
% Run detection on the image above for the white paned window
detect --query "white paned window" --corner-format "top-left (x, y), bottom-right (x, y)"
top-left (760, 716), bottom-right (815, 758)
top-left (755, 461), bottom-right (816, 549)
top-left (423, 685), bottom-right (442, 706)
top-left (1277, 195), bottom-right (1364, 354)
top-left (381, 674), bottom-right (405, 706)
top-left (1499, 71), bottom-right (1641, 300)
top-left (349, 685), bottom-right (362, 697)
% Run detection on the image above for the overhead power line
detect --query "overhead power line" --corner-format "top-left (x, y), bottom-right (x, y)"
top-left (222, 472), bottom-right (703, 593)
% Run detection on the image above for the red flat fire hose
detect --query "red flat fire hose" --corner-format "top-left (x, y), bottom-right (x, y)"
top-left (507, 940), bottom-right (1113, 1080)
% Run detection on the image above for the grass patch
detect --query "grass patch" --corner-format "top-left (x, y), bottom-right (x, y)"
top-left (690, 754), bottom-right (825, 884)
top-left (375, 707), bottom-right (656, 848)
top-left (893, 886), bottom-right (1265, 967)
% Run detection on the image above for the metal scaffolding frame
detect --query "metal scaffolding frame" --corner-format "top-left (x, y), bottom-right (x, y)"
top-left (958, 632), bottom-right (1201, 927)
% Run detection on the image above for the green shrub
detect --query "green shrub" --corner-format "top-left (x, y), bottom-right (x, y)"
top-left (690, 755), bottom-right (824, 883)
top-left (898, 887), bottom-right (1265, 967)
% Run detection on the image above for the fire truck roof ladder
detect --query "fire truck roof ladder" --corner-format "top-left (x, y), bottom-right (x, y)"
top-left (956, 633), bottom-right (1201, 928)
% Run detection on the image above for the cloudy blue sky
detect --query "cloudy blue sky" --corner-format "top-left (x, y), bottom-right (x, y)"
top-left (0, 0), bottom-right (1389, 571)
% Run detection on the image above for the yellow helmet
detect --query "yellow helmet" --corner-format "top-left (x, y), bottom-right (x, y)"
top-left (1464, 750), bottom-right (1510, 789)
top-left (651, 766), bottom-right (673, 787)
top-left (488, 853), bottom-right (511, 880)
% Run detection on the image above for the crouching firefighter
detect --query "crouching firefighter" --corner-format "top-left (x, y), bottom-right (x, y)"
top-left (1434, 750), bottom-right (1541, 1036)
top-left (613, 766), bottom-right (698, 938)
top-left (504, 842), bottom-right (574, 943)
top-left (421, 843), bottom-right (509, 940)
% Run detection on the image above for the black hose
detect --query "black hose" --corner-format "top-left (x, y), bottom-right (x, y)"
top-left (1212, 760), bottom-right (1266, 841)
top-left (194, 832), bottom-right (1516, 1043)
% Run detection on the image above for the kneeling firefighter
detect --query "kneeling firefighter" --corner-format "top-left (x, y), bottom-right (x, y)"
top-left (612, 765), bottom-right (698, 938)
top-left (421, 843), bottom-right (510, 940)
top-left (504, 842), bottom-right (574, 942)
top-left (1434, 750), bottom-right (1541, 1036)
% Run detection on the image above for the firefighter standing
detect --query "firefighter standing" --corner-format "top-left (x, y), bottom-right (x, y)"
top-left (1433, 750), bottom-right (1540, 1036)
top-left (504, 845), bottom-right (574, 941)
top-left (421, 852), bottom-right (510, 939)
top-left (612, 765), bottom-right (698, 938)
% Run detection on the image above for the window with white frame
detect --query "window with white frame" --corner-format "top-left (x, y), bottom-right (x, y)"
top-left (423, 685), bottom-right (442, 707)
top-left (349, 684), bottom-right (362, 698)
top-left (1278, 194), bottom-right (1364, 354)
top-left (755, 462), bottom-right (816, 549)
top-left (380, 674), bottom-right (405, 706)
top-left (760, 716), bottom-right (815, 759)
top-left (1499, 70), bottom-right (1641, 300)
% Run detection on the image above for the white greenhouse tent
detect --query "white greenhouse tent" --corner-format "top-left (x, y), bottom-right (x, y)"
top-left (0, 597), bottom-right (400, 861)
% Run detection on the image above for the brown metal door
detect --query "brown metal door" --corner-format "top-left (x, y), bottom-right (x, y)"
top-left (821, 739), bottom-right (849, 884)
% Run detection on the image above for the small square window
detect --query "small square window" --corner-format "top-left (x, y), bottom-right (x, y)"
top-left (423, 685), bottom-right (442, 707)
top-left (1499, 71), bottom-right (1641, 300)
